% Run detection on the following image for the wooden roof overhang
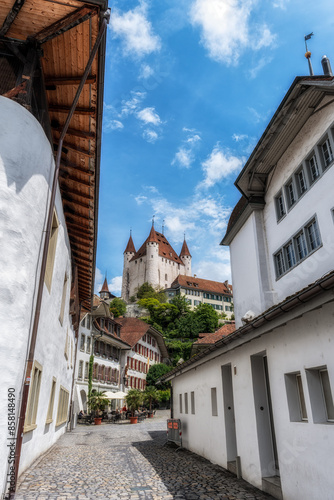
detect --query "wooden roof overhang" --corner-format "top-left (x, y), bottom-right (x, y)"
top-left (235, 76), bottom-right (334, 201)
top-left (0, 0), bottom-right (108, 303)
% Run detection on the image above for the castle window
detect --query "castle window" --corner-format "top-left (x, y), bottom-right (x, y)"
top-left (165, 274), bottom-right (168, 280)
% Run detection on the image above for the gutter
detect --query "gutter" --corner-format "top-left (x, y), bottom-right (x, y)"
top-left (159, 270), bottom-right (334, 383)
top-left (12, 10), bottom-right (110, 497)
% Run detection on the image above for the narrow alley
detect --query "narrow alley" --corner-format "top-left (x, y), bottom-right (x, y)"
top-left (15, 411), bottom-right (274, 500)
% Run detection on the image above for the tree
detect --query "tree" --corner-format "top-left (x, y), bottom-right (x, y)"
top-left (88, 391), bottom-right (109, 416)
top-left (193, 303), bottom-right (219, 333)
top-left (146, 363), bottom-right (171, 389)
top-left (109, 297), bottom-right (126, 318)
top-left (138, 298), bottom-right (178, 331)
top-left (143, 386), bottom-right (160, 411)
top-left (125, 389), bottom-right (143, 417)
top-left (136, 282), bottom-right (166, 303)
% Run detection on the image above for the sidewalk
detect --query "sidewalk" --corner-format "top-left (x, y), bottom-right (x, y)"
top-left (15, 410), bottom-right (275, 500)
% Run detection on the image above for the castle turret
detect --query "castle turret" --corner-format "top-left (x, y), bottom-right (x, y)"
top-left (146, 223), bottom-right (160, 286)
top-left (122, 232), bottom-right (136, 301)
top-left (179, 237), bottom-right (192, 276)
top-left (99, 276), bottom-right (112, 301)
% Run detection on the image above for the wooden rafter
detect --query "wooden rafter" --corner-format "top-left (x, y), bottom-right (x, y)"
top-left (60, 160), bottom-right (93, 175)
top-left (66, 219), bottom-right (94, 232)
top-left (59, 186), bottom-right (92, 201)
top-left (31, 5), bottom-right (98, 44)
top-left (54, 140), bottom-right (93, 157)
top-left (49, 104), bottom-right (95, 115)
top-left (46, 75), bottom-right (96, 86)
top-left (59, 172), bottom-right (93, 186)
top-left (61, 193), bottom-right (92, 210)
top-left (0, 0), bottom-right (26, 36)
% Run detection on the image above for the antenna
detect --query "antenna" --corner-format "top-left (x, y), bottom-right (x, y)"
top-left (304, 32), bottom-right (314, 76)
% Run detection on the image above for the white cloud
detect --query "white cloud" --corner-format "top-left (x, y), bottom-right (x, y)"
top-left (104, 119), bottom-right (124, 131)
top-left (109, 276), bottom-right (122, 296)
top-left (94, 267), bottom-right (104, 294)
top-left (172, 128), bottom-right (202, 168)
top-left (190, 0), bottom-right (276, 65)
top-left (121, 91), bottom-right (146, 116)
top-left (232, 133), bottom-right (248, 142)
top-left (135, 195), bottom-right (148, 205)
top-left (273, 0), bottom-right (289, 8)
top-left (143, 129), bottom-right (159, 143)
top-left (137, 107), bottom-right (161, 125)
top-left (110, 3), bottom-right (161, 58)
top-left (139, 63), bottom-right (154, 79)
top-left (198, 144), bottom-right (244, 189)
top-left (248, 56), bottom-right (273, 79)
top-left (247, 106), bottom-right (264, 124)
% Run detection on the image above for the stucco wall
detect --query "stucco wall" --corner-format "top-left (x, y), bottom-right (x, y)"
top-left (171, 300), bottom-right (334, 500)
top-left (0, 97), bottom-right (75, 491)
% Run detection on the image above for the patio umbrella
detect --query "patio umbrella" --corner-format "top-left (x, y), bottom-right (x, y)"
top-left (104, 391), bottom-right (127, 399)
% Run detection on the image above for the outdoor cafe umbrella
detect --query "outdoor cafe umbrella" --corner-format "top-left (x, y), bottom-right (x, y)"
top-left (104, 391), bottom-right (127, 400)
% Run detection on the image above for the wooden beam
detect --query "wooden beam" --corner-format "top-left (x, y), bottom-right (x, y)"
top-left (67, 228), bottom-right (94, 242)
top-left (49, 104), bottom-right (95, 116)
top-left (0, 0), bottom-right (26, 36)
top-left (59, 171), bottom-right (93, 186)
top-left (64, 211), bottom-right (93, 224)
top-left (31, 6), bottom-right (98, 44)
top-left (2, 80), bottom-right (27, 98)
top-left (62, 193), bottom-right (92, 210)
top-left (65, 219), bottom-right (94, 231)
top-left (54, 140), bottom-right (94, 158)
top-left (46, 75), bottom-right (96, 87)
top-left (52, 126), bottom-right (95, 140)
top-left (59, 185), bottom-right (92, 201)
top-left (60, 160), bottom-right (93, 175)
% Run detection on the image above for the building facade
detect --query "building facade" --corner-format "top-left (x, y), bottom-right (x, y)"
top-left (0, 0), bottom-right (107, 495)
top-left (117, 317), bottom-right (169, 390)
top-left (121, 226), bottom-right (192, 301)
top-left (161, 72), bottom-right (334, 500)
top-left (166, 275), bottom-right (234, 317)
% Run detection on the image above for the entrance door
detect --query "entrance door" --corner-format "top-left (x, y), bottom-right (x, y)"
top-left (222, 364), bottom-right (238, 465)
top-left (251, 352), bottom-right (279, 477)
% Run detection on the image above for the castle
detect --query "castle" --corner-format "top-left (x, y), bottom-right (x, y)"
top-left (121, 224), bottom-right (191, 301)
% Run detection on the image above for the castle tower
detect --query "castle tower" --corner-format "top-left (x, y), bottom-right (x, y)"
top-left (121, 232), bottom-right (136, 301)
top-left (179, 237), bottom-right (192, 276)
top-left (146, 223), bottom-right (160, 287)
top-left (99, 276), bottom-right (112, 301)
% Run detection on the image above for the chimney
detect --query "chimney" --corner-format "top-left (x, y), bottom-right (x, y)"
top-left (321, 55), bottom-right (333, 76)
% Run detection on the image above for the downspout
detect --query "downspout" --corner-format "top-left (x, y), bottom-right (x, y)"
top-left (11, 10), bottom-right (110, 498)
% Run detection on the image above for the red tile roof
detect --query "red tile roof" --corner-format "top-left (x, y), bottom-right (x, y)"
top-left (193, 323), bottom-right (236, 345)
top-left (180, 238), bottom-right (191, 257)
top-left (171, 275), bottom-right (232, 295)
top-left (117, 317), bottom-right (169, 358)
top-left (124, 234), bottom-right (136, 253)
top-left (100, 277), bottom-right (109, 293)
top-left (130, 229), bottom-right (183, 265)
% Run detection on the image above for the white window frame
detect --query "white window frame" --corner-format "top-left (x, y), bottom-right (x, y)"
top-left (46, 377), bottom-right (57, 424)
top-left (24, 360), bottom-right (43, 432)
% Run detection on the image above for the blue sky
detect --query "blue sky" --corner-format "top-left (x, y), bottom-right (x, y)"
top-left (95, 0), bottom-right (333, 296)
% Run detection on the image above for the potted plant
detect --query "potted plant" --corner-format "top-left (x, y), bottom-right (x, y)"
top-left (143, 386), bottom-right (160, 417)
top-left (88, 391), bottom-right (109, 425)
top-left (125, 389), bottom-right (143, 424)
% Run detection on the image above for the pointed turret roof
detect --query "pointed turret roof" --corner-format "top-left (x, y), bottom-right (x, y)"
top-left (130, 226), bottom-right (183, 265)
top-left (180, 238), bottom-right (191, 258)
top-left (124, 234), bottom-right (136, 254)
top-left (100, 277), bottom-right (109, 293)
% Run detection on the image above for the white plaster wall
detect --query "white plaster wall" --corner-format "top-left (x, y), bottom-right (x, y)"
top-left (229, 212), bottom-right (263, 327)
top-left (264, 100), bottom-right (334, 303)
top-left (171, 301), bottom-right (334, 499)
top-left (0, 98), bottom-right (75, 491)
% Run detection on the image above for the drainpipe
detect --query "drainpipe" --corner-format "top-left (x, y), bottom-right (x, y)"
top-left (11, 10), bottom-right (110, 498)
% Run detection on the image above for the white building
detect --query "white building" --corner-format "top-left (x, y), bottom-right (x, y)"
top-left (160, 70), bottom-right (334, 500)
top-left (117, 317), bottom-right (169, 390)
top-left (166, 275), bottom-right (234, 317)
top-left (0, 0), bottom-right (107, 495)
top-left (74, 296), bottom-right (131, 415)
top-left (122, 226), bottom-right (192, 301)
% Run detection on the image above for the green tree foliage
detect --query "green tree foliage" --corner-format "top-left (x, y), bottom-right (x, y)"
top-left (146, 363), bottom-right (171, 389)
top-left (193, 303), bottom-right (219, 333)
top-left (109, 297), bottom-right (127, 318)
top-left (138, 298), bottom-right (178, 331)
top-left (136, 282), bottom-right (166, 303)
top-left (165, 339), bottom-right (193, 364)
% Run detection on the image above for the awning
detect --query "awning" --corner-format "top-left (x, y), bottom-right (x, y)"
top-left (104, 391), bottom-right (127, 400)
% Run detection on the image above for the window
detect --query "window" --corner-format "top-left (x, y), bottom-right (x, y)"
top-left (274, 217), bottom-right (322, 279)
top-left (211, 387), bottom-right (218, 416)
top-left (24, 361), bottom-right (43, 432)
top-left (46, 377), bottom-right (57, 424)
top-left (59, 274), bottom-right (68, 325)
top-left (179, 394), bottom-right (183, 413)
top-left (306, 367), bottom-right (334, 423)
top-left (184, 393), bottom-right (188, 414)
top-left (285, 372), bottom-right (308, 422)
top-left (81, 317), bottom-right (86, 327)
top-left (45, 210), bottom-right (59, 291)
top-left (296, 167), bottom-right (307, 196)
top-left (191, 391), bottom-right (195, 414)
top-left (86, 315), bottom-right (91, 329)
top-left (308, 153), bottom-right (320, 183)
top-left (306, 219), bottom-right (321, 251)
top-left (320, 137), bottom-right (333, 168)
top-left (80, 334), bottom-right (85, 351)
top-left (165, 274), bottom-right (168, 280)
top-left (84, 362), bottom-right (89, 380)
top-left (56, 386), bottom-right (69, 426)
top-left (86, 336), bottom-right (91, 353)
top-left (285, 180), bottom-right (296, 208)
top-left (78, 360), bottom-right (83, 379)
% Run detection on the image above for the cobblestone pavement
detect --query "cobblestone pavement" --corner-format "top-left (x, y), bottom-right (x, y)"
top-left (15, 410), bottom-right (275, 500)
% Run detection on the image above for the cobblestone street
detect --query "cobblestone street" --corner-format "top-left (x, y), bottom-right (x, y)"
top-left (15, 411), bottom-right (274, 500)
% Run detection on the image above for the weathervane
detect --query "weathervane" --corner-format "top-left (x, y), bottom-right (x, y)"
top-left (304, 32), bottom-right (314, 76)
top-left (162, 219), bottom-right (165, 234)
top-left (152, 215), bottom-right (155, 227)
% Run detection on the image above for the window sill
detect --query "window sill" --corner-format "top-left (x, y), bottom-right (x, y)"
top-left (45, 418), bottom-right (53, 424)
top-left (23, 423), bottom-right (37, 433)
